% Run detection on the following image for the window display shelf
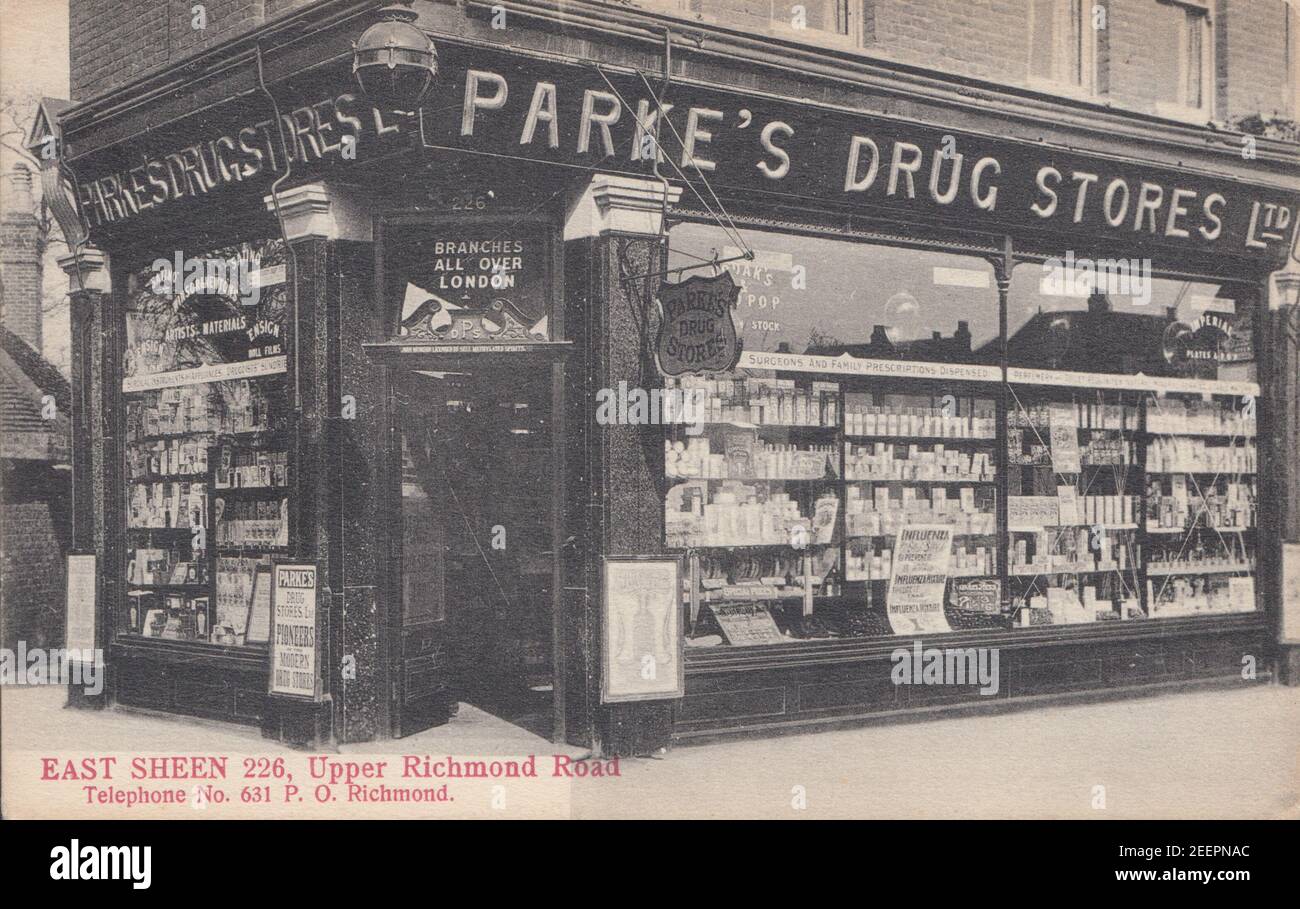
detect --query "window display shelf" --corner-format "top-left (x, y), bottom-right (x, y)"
top-left (128, 474), bottom-right (207, 484)
top-left (847, 531), bottom-right (997, 539)
top-left (1147, 473), bottom-right (1256, 481)
top-left (1147, 563), bottom-right (1253, 577)
top-left (682, 476), bottom-right (839, 483)
top-left (1010, 567), bottom-right (1138, 578)
top-left (1143, 430), bottom-right (1256, 440)
top-left (844, 434), bottom-right (996, 444)
top-left (212, 485), bottom-right (292, 495)
top-left (692, 420), bottom-right (838, 432)
top-left (846, 477), bottom-right (996, 484)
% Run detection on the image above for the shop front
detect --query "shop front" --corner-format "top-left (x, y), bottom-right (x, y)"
top-left (55, 0), bottom-right (1299, 751)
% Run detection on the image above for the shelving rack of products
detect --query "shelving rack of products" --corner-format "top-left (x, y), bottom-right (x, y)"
top-left (1005, 390), bottom-right (1144, 627)
top-left (123, 378), bottom-right (290, 647)
top-left (1141, 392), bottom-right (1257, 619)
top-left (663, 373), bottom-right (1261, 647)
top-left (664, 375), bottom-right (843, 644)
top-left (663, 373), bottom-right (1002, 644)
top-left (842, 386), bottom-right (1000, 635)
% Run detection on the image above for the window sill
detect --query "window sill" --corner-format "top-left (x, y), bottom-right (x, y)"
top-left (1153, 101), bottom-right (1214, 125)
top-left (1024, 78), bottom-right (1100, 105)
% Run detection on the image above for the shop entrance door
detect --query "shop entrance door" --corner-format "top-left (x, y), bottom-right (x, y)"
top-left (391, 360), bottom-right (561, 740)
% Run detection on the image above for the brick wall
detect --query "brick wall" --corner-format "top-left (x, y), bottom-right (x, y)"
top-left (69, 0), bottom-right (319, 101)
top-left (0, 168), bottom-right (44, 353)
top-left (864, 0), bottom-right (1295, 123)
top-left (864, 0), bottom-right (1030, 85)
top-left (0, 465), bottom-right (72, 651)
top-left (1215, 0), bottom-right (1295, 121)
top-left (69, 0), bottom-right (1296, 124)
top-left (645, 0), bottom-right (1299, 125)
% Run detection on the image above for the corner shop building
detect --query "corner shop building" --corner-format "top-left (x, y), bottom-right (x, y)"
top-left (51, 0), bottom-right (1300, 751)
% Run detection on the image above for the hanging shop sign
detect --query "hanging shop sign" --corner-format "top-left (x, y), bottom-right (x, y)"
top-left (886, 525), bottom-right (954, 635)
top-left (601, 557), bottom-right (684, 703)
top-left (269, 563), bottom-right (320, 700)
top-left (71, 45), bottom-right (1300, 266)
top-left (654, 271), bottom-right (743, 376)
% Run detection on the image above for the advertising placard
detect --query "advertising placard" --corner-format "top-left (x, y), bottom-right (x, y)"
top-left (602, 557), bottom-right (684, 702)
top-left (887, 526), bottom-right (954, 635)
top-left (269, 563), bottom-right (319, 700)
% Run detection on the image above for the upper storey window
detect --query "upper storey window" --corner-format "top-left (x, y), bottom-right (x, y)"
top-left (644, 1), bottom-right (854, 43)
top-left (1148, 0), bottom-right (1214, 120)
top-left (1027, 0), bottom-right (1098, 96)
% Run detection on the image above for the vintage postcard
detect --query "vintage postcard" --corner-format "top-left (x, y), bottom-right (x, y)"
top-left (1, 0), bottom-right (1298, 866)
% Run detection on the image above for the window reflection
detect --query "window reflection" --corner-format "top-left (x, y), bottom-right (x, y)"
top-left (667, 222), bottom-right (998, 364)
top-left (1006, 262), bottom-right (1256, 382)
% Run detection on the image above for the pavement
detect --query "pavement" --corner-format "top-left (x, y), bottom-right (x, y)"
top-left (3, 682), bottom-right (1297, 818)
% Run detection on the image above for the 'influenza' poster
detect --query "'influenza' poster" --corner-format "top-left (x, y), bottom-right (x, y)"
top-left (887, 526), bottom-right (954, 635)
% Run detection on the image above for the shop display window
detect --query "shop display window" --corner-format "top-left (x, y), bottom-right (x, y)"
top-left (662, 224), bottom-right (1263, 647)
top-left (120, 240), bottom-right (290, 648)
top-left (664, 373), bottom-right (845, 645)
top-left (663, 224), bottom-right (1002, 645)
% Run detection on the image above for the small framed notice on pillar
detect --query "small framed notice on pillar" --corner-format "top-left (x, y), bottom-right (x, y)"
top-left (269, 563), bottom-right (320, 700)
top-left (64, 553), bottom-right (97, 655)
top-left (1283, 543), bottom-right (1300, 644)
top-left (601, 556), bottom-right (684, 703)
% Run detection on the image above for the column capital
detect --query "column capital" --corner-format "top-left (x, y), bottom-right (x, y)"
top-left (263, 181), bottom-right (373, 243)
top-left (1271, 269), bottom-right (1300, 312)
top-left (57, 246), bottom-right (110, 295)
top-left (564, 174), bottom-right (683, 241)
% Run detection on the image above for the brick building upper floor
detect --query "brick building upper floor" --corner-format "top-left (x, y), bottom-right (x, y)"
top-left (66, 0), bottom-right (1298, 136)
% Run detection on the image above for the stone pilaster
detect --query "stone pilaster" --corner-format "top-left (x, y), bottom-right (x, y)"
top-left (1268, 269), bottom-right (1300, 683)
top-left (564, 174), bottom-right (682, 756)
top-left (59, 246), bottom-right (110, 709)
top-left (261, 182), bottom-right (374, 744)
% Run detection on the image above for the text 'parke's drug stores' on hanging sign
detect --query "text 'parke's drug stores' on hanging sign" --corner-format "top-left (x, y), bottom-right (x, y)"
top-left (70, 45), bottom-right (1299, 267)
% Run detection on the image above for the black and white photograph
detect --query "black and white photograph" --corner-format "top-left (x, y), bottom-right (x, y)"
top-left (0, 0), bottom-right (1298, 880)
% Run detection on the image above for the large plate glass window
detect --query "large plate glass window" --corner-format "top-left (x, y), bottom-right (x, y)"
top-left (663, 222), bottom-right (1000, 646)
top-left (1005, 262), bottom-right (1258, 625)
top-left (120, 240), bottom-right (290, 648)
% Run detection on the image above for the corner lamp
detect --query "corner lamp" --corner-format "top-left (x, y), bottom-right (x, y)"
top-left (352, 1), bottom-right (438, 110)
